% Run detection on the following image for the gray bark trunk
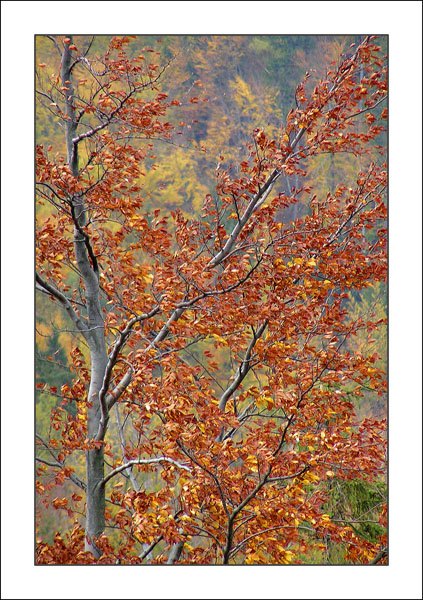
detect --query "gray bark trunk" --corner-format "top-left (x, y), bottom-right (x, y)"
top-left (61, 37), bottom-right (108, 558)
top-left (85, 349), bottom-right (108, 558)
top-left (166, 540), bottom-right (184, 564)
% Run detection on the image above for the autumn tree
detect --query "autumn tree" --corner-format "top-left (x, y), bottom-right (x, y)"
top-left (36, 35), bottom-right (387, 564)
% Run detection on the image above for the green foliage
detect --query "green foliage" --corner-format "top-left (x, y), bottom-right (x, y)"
top-left (323, 477), bottom-right (387, 562)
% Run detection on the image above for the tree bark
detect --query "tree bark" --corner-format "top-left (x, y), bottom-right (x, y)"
top-left (61, 36), bottom-right (108, 557)
top-left (166, 540), bottom-right (184, 564)
top-left (85, 349), bottom-right (108, 557)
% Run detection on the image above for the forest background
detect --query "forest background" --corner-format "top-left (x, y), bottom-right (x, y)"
top-left (2, 2), bottom-right (422, 600)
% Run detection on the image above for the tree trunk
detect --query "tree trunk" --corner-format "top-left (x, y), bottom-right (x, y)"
top-left (166, 540), bottom-right (184, 564)
top-left (85, 350), bottom-right (108, 557)
top-left (61, 37), bottom-right (108, 557)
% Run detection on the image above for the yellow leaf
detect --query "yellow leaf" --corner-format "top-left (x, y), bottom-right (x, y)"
top-left (256, 395), bottom-right (273, 409)
top-left (245, 553), bottom-right (258, 564)
top-left (211, 333), bottom-right (227, 345)
top-left (266, 396), bottom-right (274, 409)
top-left (245, 455), bottom-right (257, 470)
top-left (277, 548), bottom-right (294, 564)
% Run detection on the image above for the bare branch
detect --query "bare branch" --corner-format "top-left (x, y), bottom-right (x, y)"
top-left (218, 322), bottom-right (268, 412)
top-left (267, 465), bottom-right (310, 484)
top-left (45, 35), bottom-right (62, 56)
top-left (342, 95), bottom-right (387, 122)
top-left (222, 466), bottom-right (273, 564)
top-left (102, 457), bottom-right (192, 487)
top-left (36, 457), bottom-right (88, 492)
top-left (114, 404), bottom-right (140, 492)
top-left (207, 127), bottom-right (307, 270)
top-left (207, 169), bottom-right (281, 269)
top-left (36, 434), bottom-right (86, 492)
top-left (95, 307), bottom-right (160, 439)
top-left (71, 59), bottom-right (173, 149)
top-left (36, 273), bottom-right (91, 342)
